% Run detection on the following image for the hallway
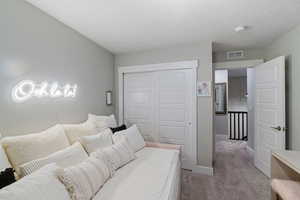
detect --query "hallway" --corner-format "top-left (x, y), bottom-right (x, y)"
top-left (182, 140), bottom-right (271, 200)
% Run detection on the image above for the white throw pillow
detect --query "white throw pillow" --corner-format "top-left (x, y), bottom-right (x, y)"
top-left (57, 156), bottom-right (111, 200)
top-left (63, 120), bottom-right (98, 144)
top-left (1, 125), bottom-right (70, 176)
top-left (0, 142), bottom-right (11, 171)
top-left (113, 124), bottom-right (145, 152)
top-left (20, 142), bottom-right (88, 177)
top-left (88, 114), bottom-right (117, 131)
top-left (80, 129), bottom-right (113, 154)
top-left (0, 164), bottom-right (71, 200)
top-left (95, 137), bottom-right (135, 170)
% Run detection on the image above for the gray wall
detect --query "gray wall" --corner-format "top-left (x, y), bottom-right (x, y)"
top-left (247, 68), bottom-right (255, 149)
top-left (228, 77), bottom-right (247, 111)
top-left (265, 25), bottom-right (300, 150)
top-left (214, 70), bottom-right (228, 136)
top-left (0, 0), bottom-right (114, 136)
top-left (214, 115), bottom-right (228, 135)
top-left (115, 42), bottom-right (214, 167)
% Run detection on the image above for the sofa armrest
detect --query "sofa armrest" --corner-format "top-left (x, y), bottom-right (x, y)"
top-left (145, 142), bottom-right (181, 151)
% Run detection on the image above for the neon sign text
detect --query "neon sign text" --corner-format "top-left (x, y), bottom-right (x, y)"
top-left (12, 80), bottom-right (77, 103)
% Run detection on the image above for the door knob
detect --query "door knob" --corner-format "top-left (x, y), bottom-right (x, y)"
top-left (271, 126), bottom-right (282, 131)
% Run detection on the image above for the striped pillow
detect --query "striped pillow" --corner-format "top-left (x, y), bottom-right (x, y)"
top-left (19, 143), bottom-right (88, 177)
top-left (57, 156), bottom-right (111, 200)
top-left (92, 136), bottom-right (136, 171)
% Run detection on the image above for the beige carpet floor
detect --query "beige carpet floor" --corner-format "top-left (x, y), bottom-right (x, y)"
top-left (181, 140), bottom-right (271, 200)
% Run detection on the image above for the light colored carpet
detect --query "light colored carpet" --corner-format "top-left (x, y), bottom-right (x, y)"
top-left (182, 140), bottom-right (271, 200)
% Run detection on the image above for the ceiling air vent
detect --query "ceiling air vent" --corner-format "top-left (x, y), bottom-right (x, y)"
top-left (226, 50), bottom-right (244, 60)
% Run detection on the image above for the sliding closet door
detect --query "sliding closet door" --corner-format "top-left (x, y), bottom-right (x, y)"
top-left (123, 72), bottom-right (157, 141)
top-left (155, 70), bottom-right (193, 169)
top-left (124, 69), bottom-right (193, 169)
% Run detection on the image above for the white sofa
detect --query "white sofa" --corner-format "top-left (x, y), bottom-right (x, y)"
top-left (0, 144), bottom-right (181, 200)
top-left (0, 117), bottom-right (181, 200)
top-left (94, 145), bottom-right (181, 200)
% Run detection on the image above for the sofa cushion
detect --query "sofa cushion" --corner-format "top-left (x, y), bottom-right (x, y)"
top-left (63, 121), bottom-right (98, 144)
top-left (93, 147), bottom-right (180, 200)
top-left (88, 114), bottom-right (117, 131)
top-left (80, 129), bottom-right (113, 154)
top-left (1, 125), bottom-right (70, 176)
top-left (58, 156), bottom-right (111, 200)
top-left (20, 142), bottom-right (88, 177)
top-left (113, 125), bottom-right (145, 152)
top-left (0, 163), bottom-right (71, 200)
top-left (94, 137), bottom-right (135, 171)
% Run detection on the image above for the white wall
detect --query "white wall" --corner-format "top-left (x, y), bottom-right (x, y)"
top-left (215, 70), bottom-right (228, 83)
top-left (214, 70), bottom-right (228, 136)
top-left (0, 0), bottom-right (114, 136)
top-left (115, 42), bottom-right (214, 167)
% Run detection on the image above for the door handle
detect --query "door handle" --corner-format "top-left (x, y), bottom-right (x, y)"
top-left (271, 126), bottom-right (282, 131)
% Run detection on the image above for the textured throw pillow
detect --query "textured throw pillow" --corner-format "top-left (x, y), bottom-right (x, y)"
top-left (63, 121), bottom-right (98, 144)
top-left (95, 137), bottom-right (135, 170)
top-left (88, 114), bottom-right (117, 131)
top-left (113, 124), bottom-right (145, 152)
top-left (0, 168), bottom-right (16, 189)
top-left (0, 164), bottom-right (71, 200)
top-left (80, 129), bottom-right (113, 154)
top-left (0, 143), bottom-right (11, 170)
top-left (57, 156), bottom-right (111, 200)
top-left (110, 124), bottom-right (127, 133)
top-left (20, 142), bottom-right (88, 177)
top-left (1, 125), bottom-right (70, 176)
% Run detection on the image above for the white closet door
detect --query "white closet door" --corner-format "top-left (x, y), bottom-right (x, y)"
top-left (124, 72), bottom-right (156, 141)
top-left (124, 69), bottom-right (193, 169)
top-left (156, 69), bottom-right (193, 169)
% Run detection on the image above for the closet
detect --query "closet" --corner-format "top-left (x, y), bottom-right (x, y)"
top-left (122, 68), bottom-right (195, 169)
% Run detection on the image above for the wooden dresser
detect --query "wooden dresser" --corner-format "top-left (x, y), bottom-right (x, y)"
top-left (271, 150), bottom-right (300, 199)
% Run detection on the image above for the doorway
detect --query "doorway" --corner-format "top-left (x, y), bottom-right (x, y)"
top-left (214, 68), bottom-right (253, 150)
top-left (213, 57), bottom-right (286, 177)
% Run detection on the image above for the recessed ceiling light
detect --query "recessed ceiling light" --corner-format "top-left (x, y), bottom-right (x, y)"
top-left (235, 26), bottom-right (247, 32)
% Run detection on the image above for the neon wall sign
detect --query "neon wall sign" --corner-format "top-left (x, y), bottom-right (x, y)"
top-left (12, 80), bottom-right (77, 103)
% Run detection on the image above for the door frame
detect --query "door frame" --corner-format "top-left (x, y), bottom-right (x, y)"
top-left (212, 59), bottom-right (264, 153)
top-left (213, 59), bottom-right (264, 70)
top-left (118, 60), bottom-right (198, 168)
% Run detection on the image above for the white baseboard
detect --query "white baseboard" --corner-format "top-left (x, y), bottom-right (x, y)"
top-left (246, 145), bottom-right (254, 156)
top-left (192, 165), bottom-right (214, 176)
top-left (215, 134), bottom-right (228, 142)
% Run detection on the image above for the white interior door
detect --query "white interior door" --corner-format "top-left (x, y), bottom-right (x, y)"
top-left (123, 69), bottom-right (194, 169)
top-left (254, 56), bottom-right (286, 177)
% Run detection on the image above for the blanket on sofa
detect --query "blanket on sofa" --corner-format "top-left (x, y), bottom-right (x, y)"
top-left (93, 147), bottom-right (180, 200)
